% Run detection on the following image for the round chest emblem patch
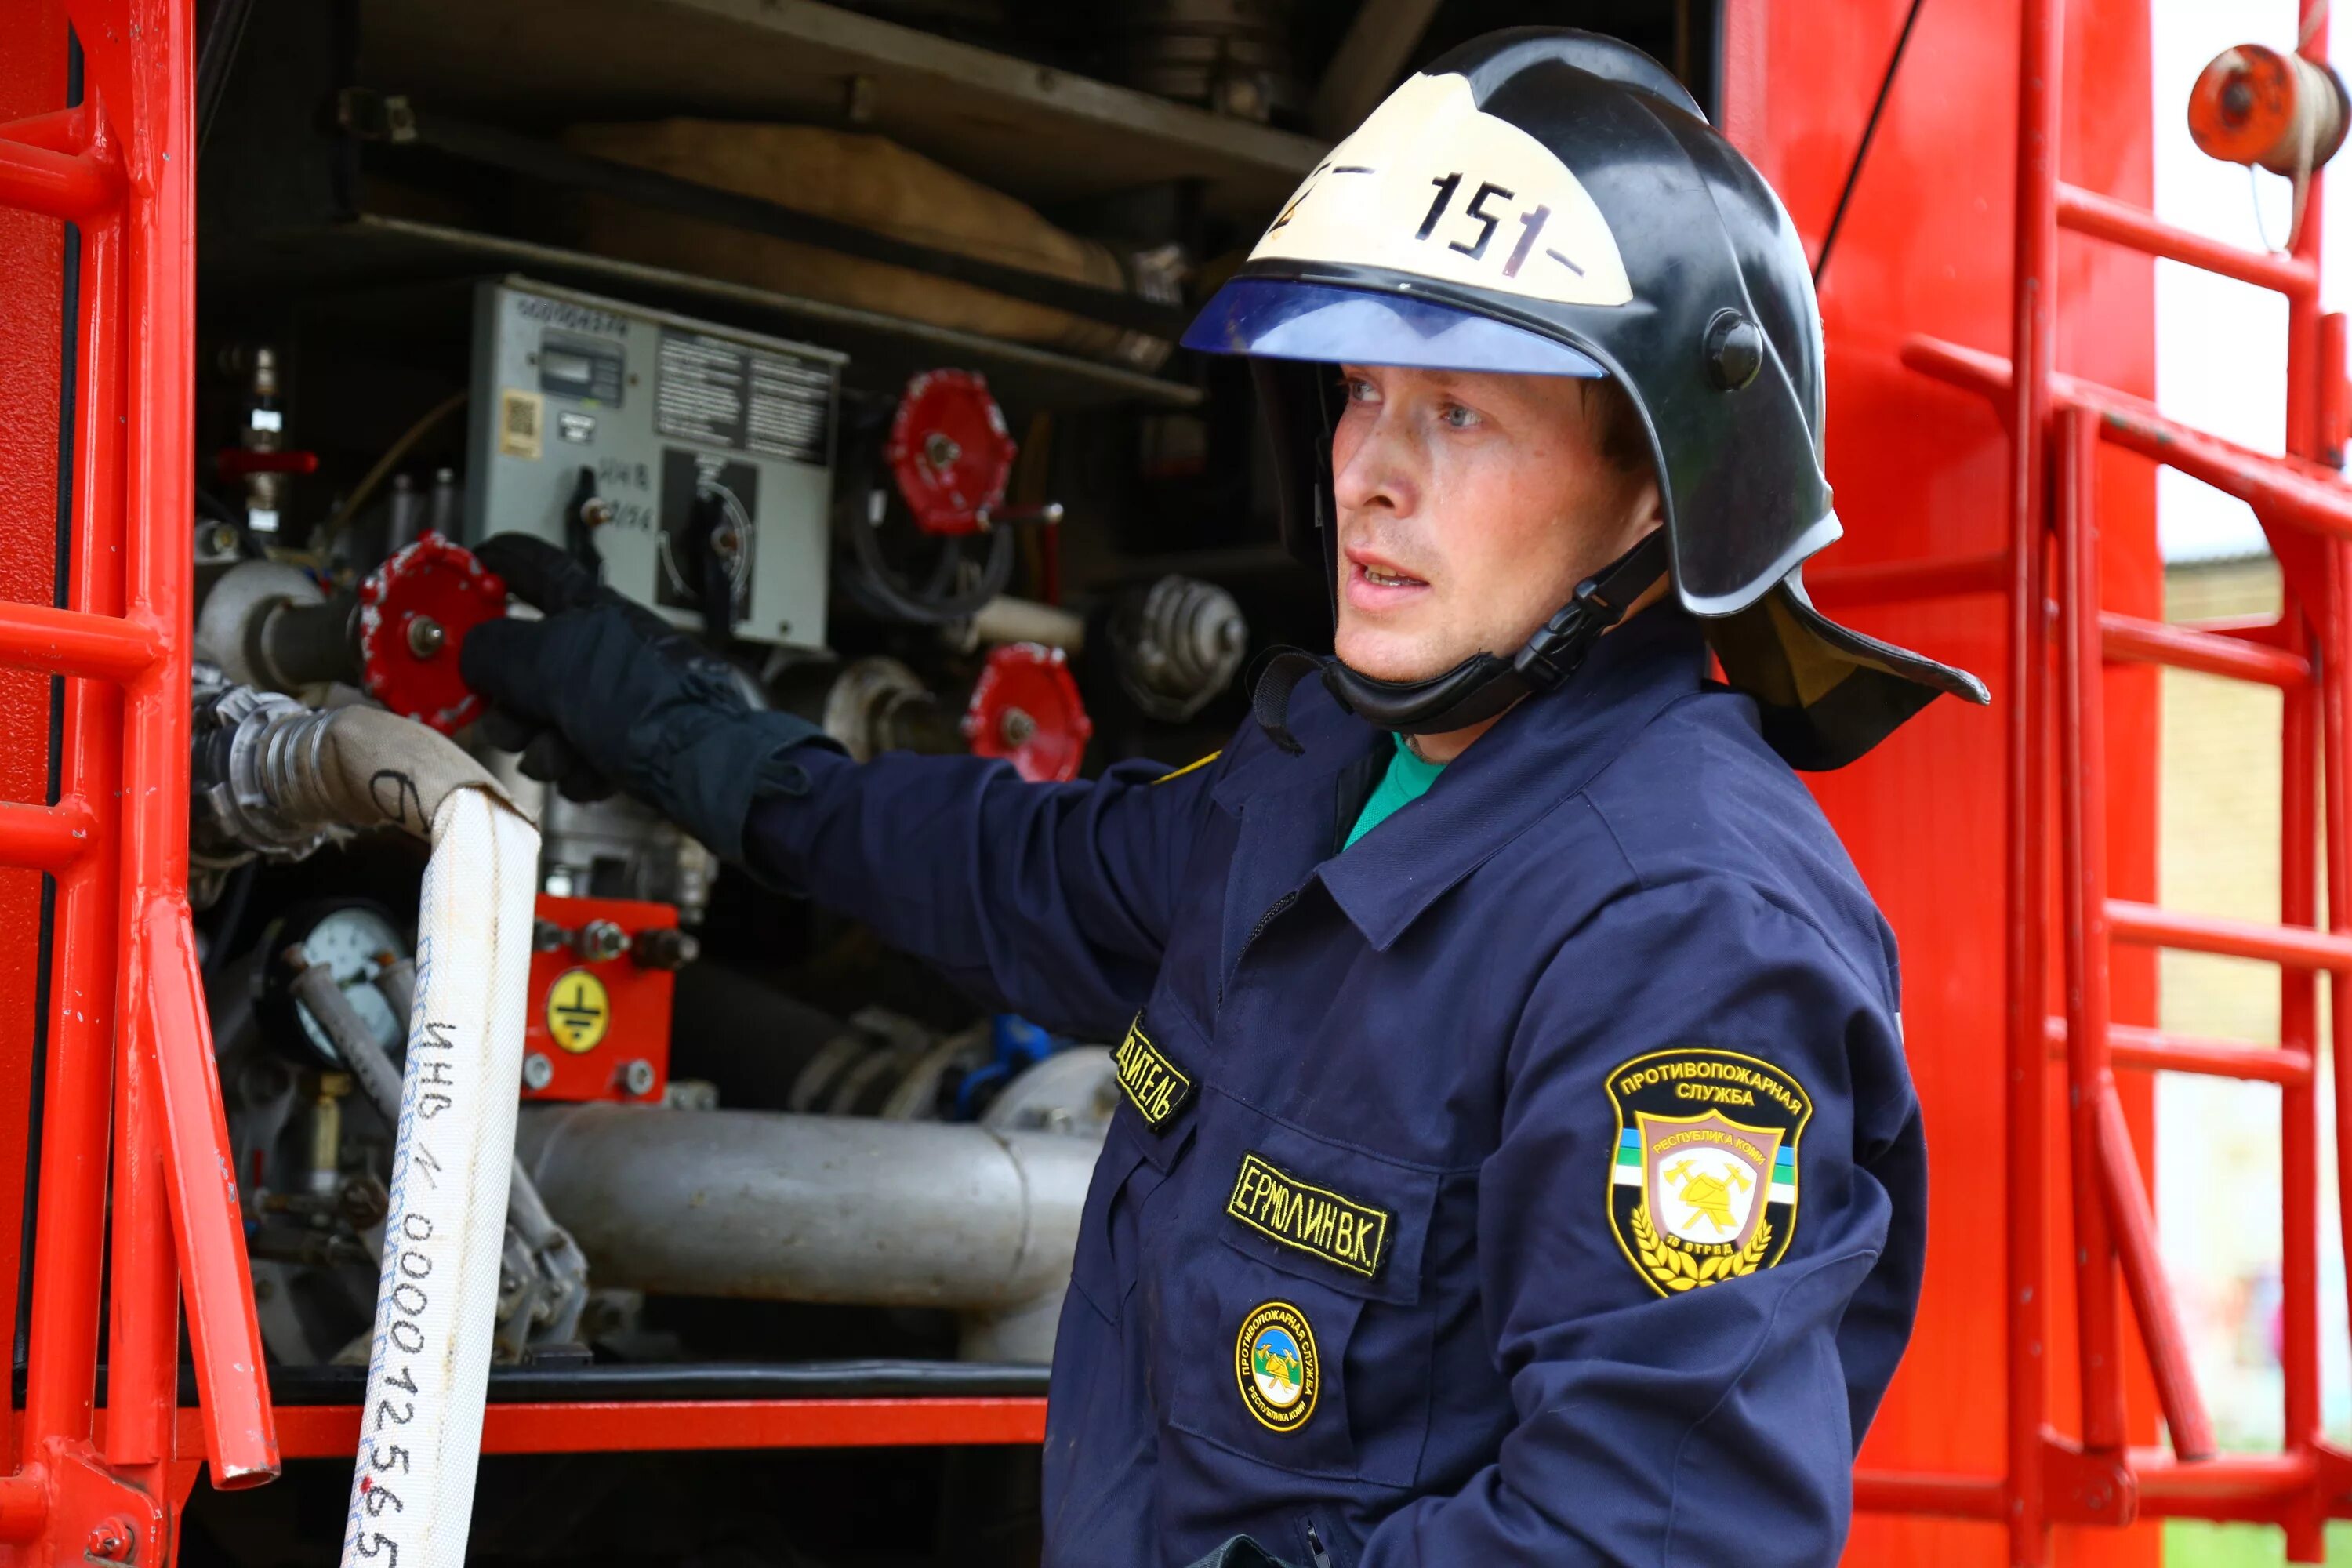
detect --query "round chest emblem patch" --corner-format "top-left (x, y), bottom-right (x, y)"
top-left (1235, 1300), bottom-right (1319, 1432)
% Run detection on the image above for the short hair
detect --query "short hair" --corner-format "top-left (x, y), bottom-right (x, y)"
top-left (1580, 376), bottom-right (1651, 477)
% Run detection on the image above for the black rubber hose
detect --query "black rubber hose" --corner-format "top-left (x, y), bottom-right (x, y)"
top-left (842, 513), bottom-right (1015, 626)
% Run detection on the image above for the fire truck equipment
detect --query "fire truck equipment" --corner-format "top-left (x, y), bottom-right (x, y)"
top-left (228, 343), bottom-right (290, 533)
top-left (463, 278), bottom-right (842, 648)
top-left (514, 1049), bottom-right (1113, 1363)
top-left (2188, 40), bottom-right (2350, 249)
top-left (887, 368), bottom-right (1018, 536)
top-left (354, 532), bottom-right (509, 734)
top-left (965, 595), bottom-right (1088, 652)
top-left (840, 368), bottom-right (1062, 626)
top-left (192, 557), bottom-right (336, 691)
top-left (1110, 574), bottom-right (1249, 722)
top-left (520, 893), bottom-right (680, 1104)
top-left (820, 655), bottom-right (964, 762)
top-left (289, 948), bottom-right (593, 1363)
top-left (962, 642), bottom-right (1093, 782)
top-left (31, 0), bottom-right (2352, 1560)
top-left (535, 789), bottom-right (721, 921)
top-left (259, 901), bottom-right (408, 1068)
top-left (2189, 42), bottom-right (2349, 176)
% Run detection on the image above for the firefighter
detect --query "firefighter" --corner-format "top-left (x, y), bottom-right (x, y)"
top-left (463, 30), bottom-right (1987, 1567)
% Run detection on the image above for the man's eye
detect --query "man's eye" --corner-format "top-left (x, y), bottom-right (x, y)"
top-left (1343, 377), bottom-right (1378, 403)
top-left (1440, 403), bottom-right (1482, 429)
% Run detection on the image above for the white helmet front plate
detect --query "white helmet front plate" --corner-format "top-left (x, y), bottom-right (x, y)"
top-left (1253, 72), bottom-right (1635, 310)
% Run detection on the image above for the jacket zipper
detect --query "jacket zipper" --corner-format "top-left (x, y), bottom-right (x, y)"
top-left (1303, 1519), bottom-right (1334, 1568)
top-left (1220, 888), bottom-right (1299, 1004)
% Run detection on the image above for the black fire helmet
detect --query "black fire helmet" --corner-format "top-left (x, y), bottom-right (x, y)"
top-left (1181, 28), bottom-right (1987, 770)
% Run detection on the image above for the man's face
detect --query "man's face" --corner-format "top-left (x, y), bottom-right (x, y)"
top-left (1330, 364), bottom-right (1662, 683)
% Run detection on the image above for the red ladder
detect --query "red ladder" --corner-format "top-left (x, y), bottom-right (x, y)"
top-left (0, 0), bottom-right (278, 1560)
top-left (1847, 0), bottom-right (2352, 1559)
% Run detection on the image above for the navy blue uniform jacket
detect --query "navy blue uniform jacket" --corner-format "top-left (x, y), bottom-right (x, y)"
top-left (749, 608), bottom-right (1926, 1567)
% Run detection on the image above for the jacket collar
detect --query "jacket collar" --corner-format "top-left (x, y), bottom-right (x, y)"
top-left (1227, 607), bottom-right (1711, 953)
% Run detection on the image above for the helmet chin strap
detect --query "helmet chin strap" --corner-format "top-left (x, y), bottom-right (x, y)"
top-left (1252, 530), bottom-right (1672, 753)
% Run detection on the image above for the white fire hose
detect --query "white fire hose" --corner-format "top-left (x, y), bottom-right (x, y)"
top-left (217, 702), bottom-right (543, 1568)
top-left (339, 783), bottom-right (539, 1568)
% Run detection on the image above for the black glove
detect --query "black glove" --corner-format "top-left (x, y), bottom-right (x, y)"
top-left (1182, 1539), bottom-right (1301, 1568)
top-left (459, 533), bottom-right (836, 862)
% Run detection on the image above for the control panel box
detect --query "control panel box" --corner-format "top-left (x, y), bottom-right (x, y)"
top-left (464, 277), bottom-right (842, 648)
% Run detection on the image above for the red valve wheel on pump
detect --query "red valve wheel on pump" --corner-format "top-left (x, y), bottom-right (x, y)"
top-left (886, 369), bottom-right (1019, 536)
top-left (358, 532), bottom-right (508, 734)
top-left (964, 643), bottom-right (1092, 783)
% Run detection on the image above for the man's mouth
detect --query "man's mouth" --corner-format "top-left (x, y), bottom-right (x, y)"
top-left (1360, 562), bottom-right (1423, 588)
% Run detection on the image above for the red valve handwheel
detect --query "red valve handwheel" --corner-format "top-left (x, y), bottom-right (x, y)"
top-left (962, 643), bottom-right (1092, 783)
top-left (886, 369), bottom-right (1018, 537)
top-left (358, 532), bottom-right (508, 734)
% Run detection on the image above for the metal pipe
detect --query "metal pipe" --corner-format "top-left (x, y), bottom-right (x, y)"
top-left (116, 4), bottom-right (280, 1482)
top-left (0, 797), bottom-right (94, 875)
top-left (2293, 12), bottom-right (2338, 1553)
top-left (2056, 405), bottom-right (2129, 1456)
top-left (0, 134), bottom-right (113, 221)
top-left (2131, 1447), bottom-right (2318, 1504)
top-left (2281, 626), bottom-right (2324, 1544)
top-left (289, 957), bottom-right (585, 1319)
top-left (21, 205), bottom-right (125, 1462)
top-left (0, 599), bottom-right (160, 682)
top-left (2319, 529), bottom-right (2352, 1565)
top-left (2094, 1083), bottom-right (2216, 1458)
top-left (2005, 2), bottom-right (2060, 1547)
top-left (2045, 1017), bottom-right (2315, 1086)
top-left (2321, 313), bottom-right (2347, 469)
top-left (255, 596), bottom-right (358, 690)
top-left (967, 596), bottom-right (1086, 652)
top-left (1904, 333), bottom-right (2352, 544)
top-left (514, 1104), bottom-right (1098, 1361)
top-left (2290, 2), bottom-right (2331, 463)
top-left (2056, 180), bottom-right (2317, 299)
top-left (2100, 611), bottom-right (2311, 686)
top-left (2107, 898), bottom-right (2352, 971)
top-left (1851, 1471), bottom-right (2007, 1519)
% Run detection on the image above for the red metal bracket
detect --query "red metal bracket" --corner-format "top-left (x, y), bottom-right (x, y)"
top-left (2041, 1436), bottom-right (2141, 1530)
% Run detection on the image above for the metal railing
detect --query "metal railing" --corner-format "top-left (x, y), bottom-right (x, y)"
top-left (1831, 0), bottom-right (2352, 1557)
top-left (0, 1), bottom-right (278, 1557)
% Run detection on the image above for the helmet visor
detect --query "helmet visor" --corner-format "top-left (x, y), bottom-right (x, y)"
top-left (1181, 277), bottom-right (1606, 378)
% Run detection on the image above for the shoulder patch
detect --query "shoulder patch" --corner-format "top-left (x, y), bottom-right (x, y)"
top-left (1112, 1013), bottom-right (1195, 1131)
top-left (1225, 1152), bottom-right (1392, 1279)
top-left (1605, 1047), bottom-right (1813, 1295)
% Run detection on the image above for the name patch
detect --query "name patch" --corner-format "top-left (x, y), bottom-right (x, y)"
top-left (1225, 1152), bottom-right (1392, 1279)
top-left (1114, 1014), bottom-right (1194, 1131)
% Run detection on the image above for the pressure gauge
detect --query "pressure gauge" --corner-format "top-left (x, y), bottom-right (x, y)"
top-left (261, 900), bottom-right (409, 1066)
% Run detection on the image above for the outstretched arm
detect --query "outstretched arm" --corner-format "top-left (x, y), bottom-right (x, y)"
top-left (460, 533), bottom-right (1221, 1038)
top-left (745, 747), bottom-right (1220, 1038)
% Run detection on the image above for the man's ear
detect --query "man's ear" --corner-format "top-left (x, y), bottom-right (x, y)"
top-left (1618, 480), bottom-right (1667, 554)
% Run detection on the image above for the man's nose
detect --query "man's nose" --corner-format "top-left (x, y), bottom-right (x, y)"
top-left (1333, 412), bottom-right (1420, 517)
